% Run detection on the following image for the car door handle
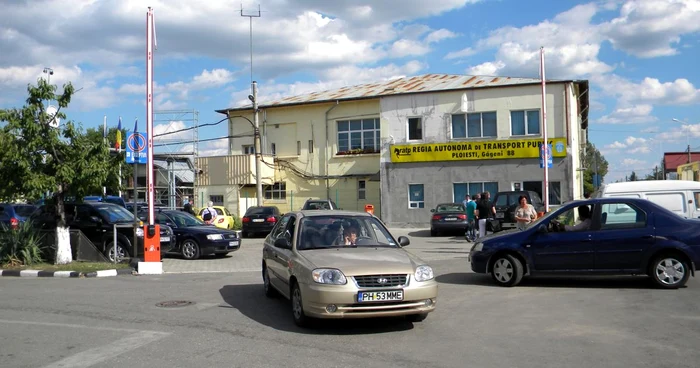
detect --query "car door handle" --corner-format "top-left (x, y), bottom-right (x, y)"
top-left (641, 235), bottom-right (654, 239)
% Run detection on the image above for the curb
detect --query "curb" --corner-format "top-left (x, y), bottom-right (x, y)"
top-left (0, 267), bottom-right (135, 278)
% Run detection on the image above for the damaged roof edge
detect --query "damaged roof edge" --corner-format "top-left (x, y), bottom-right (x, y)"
top-left (215, 79), bottom-right (587, 115)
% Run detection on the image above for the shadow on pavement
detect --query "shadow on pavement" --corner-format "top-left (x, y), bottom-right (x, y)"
top-left (219, 284), bottom-right (415, 335)
top-left (407, 230), bottom-right (431, 237)
top-left (436, 272), bottom-right (661, 289)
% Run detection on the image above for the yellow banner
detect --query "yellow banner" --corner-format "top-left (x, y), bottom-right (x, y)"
top-left (390, 138), bottom-right (567, 163)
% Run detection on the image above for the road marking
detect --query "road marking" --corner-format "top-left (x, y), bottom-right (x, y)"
top-left (0, 319), bottom-right (157, 333)
top-left (40, 330), bottom-right (169, 368)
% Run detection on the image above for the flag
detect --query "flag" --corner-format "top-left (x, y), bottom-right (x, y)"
top-left (133, 118), bottom-right (138, 134)
top-left (116, 116), bottom-right (122, 150)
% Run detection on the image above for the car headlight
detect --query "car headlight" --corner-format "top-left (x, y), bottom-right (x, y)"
top-left (312, 268), bottom-right (347, 285)
top-left (414, 265), bottom-right (434, 282)
top-left (135, 228), bottom-right (144, 237)
top-left (207, 234), bottom-right (224, 241)
top-left (472, 242), bottom-right (483, 252)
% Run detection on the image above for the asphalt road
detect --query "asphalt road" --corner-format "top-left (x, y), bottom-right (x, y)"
top-left (1, 231), bottom-right (700, 368)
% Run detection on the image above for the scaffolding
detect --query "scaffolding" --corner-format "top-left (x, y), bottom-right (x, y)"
top-left (128, 109), bottom-right (199, 209)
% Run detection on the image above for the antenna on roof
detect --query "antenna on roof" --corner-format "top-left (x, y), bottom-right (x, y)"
top-left (240, 4), bottom-right (261, 86)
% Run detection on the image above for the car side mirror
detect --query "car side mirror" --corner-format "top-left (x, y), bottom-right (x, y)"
top-left (274, 237), bottom-right (291, 249)
top-left (398, 236), bottom-right (410, 247)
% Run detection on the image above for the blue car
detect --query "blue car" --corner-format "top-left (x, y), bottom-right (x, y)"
top-left (469, 197), bottom-right (699, 289)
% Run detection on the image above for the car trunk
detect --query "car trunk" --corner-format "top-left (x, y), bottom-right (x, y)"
top-left (432, 211), bottom-right (467, 223)
top-left (243, 210), bottom-right (277, 228)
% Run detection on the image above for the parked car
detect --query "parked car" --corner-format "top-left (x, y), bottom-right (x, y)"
top-left (492, 190), bottom-right (545, 230)
top-left (83, 195), bottom-right (128, 208)
top-left (241, 206), bottom-right (282, 237)
top-left (0, 203), bottom-right (38, 229)
top-left (468, 197), bottom-right (700, 289)
top-left (593, 180), bottom-right (700, 219)
top-left (29, 202), bottom-right (175, 262)
top-left (196, 205), bottom-right (236, 230)
top-left (262, 210), bottom-right (438, 327)
top-left (429, 203), bottom-right (467, 236)
top-left (139, 209), bottom-right (241, 260)
top-left (302, 199), bottom-right (340, 210)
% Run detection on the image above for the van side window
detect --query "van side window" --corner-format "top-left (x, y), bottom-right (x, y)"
top-left (694, 192), bottom-right (700, 210)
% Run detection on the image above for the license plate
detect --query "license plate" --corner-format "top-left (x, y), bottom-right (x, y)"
top-left (229, 241), bottom-right (239, 247)
top-left (161, 236), bottom-right (170, 242)
top-left (444, 218), bottom-right (457, 221)
top-left (496, 213), bottom-right (504, 218)
top-left (357, 290), bottom-right (404, 302)
top-left (252, 219), bottom-right (264, 222)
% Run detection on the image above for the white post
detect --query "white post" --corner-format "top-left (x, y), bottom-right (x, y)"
top-left (146, 7), bottom-right (155, 225)
top-left (540, 47), bottom-right (549, 213)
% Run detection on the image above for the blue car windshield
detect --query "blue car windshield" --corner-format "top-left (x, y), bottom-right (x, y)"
top-left (166, 211), bottom-right (204, 227)
top-left (95, 204), bottom-right (135, 223)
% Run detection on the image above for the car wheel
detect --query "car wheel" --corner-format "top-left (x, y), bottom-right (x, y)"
top-left (291, 282), bottom-right (310, 327)
top-left (105, 241), bottom-right (130, 263)
top-left (650, 255), bottom-right (690, 289)
top-left (430, 228), bottom-right (437, 237)
top-left (181, 239), bottom-right (200, 260)
top-left (406, 313), bottom-right (428, 322)
top-left (262, 264), bottom-right (277, 298)
top-left (490, 254), bottom-right (524, 287)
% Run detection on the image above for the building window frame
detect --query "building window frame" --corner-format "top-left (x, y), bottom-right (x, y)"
top-left (337, 118), bottom-right (380, 155)
top-left (407, 117), bottom-right (423, 141)
top-left (209, 195), bottom-right (224, 206)
top-left (270, 143), bottom-right (276, 155)
top-left (451, 112), bottom-right (498, 139)
top-left (308, 139), bottom-right (314, 153)
top-left (242, 145), bottom-right (254, 155)
top-left (452, 182), bottom-right (499, 202)
top-left (408, 183), bottom-right (425, 209)
top-left (264, 182), bottom-right (286, 200)
top-left (510, 109), bottom-right (541, 136)
top-left (358, 180), bottom-right (366, 200)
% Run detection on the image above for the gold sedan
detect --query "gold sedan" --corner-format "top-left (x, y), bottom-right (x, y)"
top-left (262, 210), bottom-right (438, 327)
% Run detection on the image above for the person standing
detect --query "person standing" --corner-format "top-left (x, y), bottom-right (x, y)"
top-left (465, 194), bottom-right (477, 241)
top-left (201, 201), bottom-right (218, 224)
top-left (475, 191), bottom-right (495, 238)
top-left (514, 195), bottom-right (537, 230)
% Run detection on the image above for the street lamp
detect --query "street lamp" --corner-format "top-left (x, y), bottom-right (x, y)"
top-left (672, 118), bottom-right (692, 163)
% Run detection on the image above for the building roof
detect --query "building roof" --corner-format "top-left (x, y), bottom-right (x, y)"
top-left (217, 73), bottom-right (589, 114)
top-left (663, 152), bottom-right (700, 172)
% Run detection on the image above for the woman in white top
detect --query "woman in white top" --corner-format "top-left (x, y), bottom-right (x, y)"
top-left (514, 195), bottom-right (537, 230)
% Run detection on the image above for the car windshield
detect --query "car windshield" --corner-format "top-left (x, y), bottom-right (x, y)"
top-left (167, 211), bottom-right (205, 227)
top-left (436, 204), bottom-right (465, 212)
top-left (297, 215), bottom-right (398, 250)
top-left (246, 207), bottom-right (275, 215)
top-left (13, 205), bottom-right (37, 217)
top-left (95, 204), bottom-right (135, 223)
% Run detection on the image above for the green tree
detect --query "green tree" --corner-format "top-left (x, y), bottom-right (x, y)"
top-left (84, 126), bottom-right (133, 195)
top-left (0, 79), bottom-right (114, 264)
top-left (583, 142), bottom-right (609, 195)
top-left (629, 171), bottom-right (638, 181)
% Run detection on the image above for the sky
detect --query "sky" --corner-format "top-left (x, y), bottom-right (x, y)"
top-left (1, 0), bottom-right (699, 183)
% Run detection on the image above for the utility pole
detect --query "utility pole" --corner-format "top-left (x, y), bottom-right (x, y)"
top-left (241, 5), bottom-right (263, 206)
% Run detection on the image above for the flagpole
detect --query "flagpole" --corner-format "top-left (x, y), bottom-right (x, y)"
top-left (540, 47), bottom-right (549, 213)
top-left (118, 116), bottom-right (122, 198)
top-left (103, 115), bottom-right (107, 197)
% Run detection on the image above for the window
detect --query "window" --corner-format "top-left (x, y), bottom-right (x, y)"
top-left (358, 180), bottom-right (366, 200)
top-left (549, 182), bottom-right (561, 205)
top-left (242, 145), bottom-right (255, 154)
top-left (408, 184), bottom-right (425, 209)
top-left (270, 143), bottom-right (276, 155)
top-left (600, 203), bottom-right (646, 229)
top-left (337, 118), bottom-right (380, 154)
top-left (452, 182), bottom-right (499, 202)
top-left (694, 192), bottom-right (700, 210)
top-left (510, 110), bottom-right (540, 136)
top-left (407, 117), bottom-right (422, 140)
top-left (270, 215), bottom-right (291, 240)
top-left (264, 182), bottom-right (286, 200)
top-left (209, 195), bottom-right (224, 206)
top-left (308, 139), bottom-right (314, 153)
top-left (297, 141), bottom-right (301, 155)
top-left (451, 112), bottom-right (497, 139)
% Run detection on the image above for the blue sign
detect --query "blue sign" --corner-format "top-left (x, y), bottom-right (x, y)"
top-left (125, 132), bottom-right (147, 164)
top-left (539, 143), bottom-right (553, 169)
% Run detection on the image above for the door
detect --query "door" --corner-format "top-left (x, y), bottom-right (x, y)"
top-left (264, 214), bottom-right (291, 291)
top-left (271, 215), bottom-right (297, 289)
top-left (692, 192), bottom-right (700, 219)
top-left (453, 183), bottom-right (467, 203)
top-left (530, 206), bottom-right (596, 271)
top-left (72, 205), bottom-right (103, 245)
top-left (644, 192), bottom-right (686, 218)
top-left (594, 202), bottom-right (655, 271)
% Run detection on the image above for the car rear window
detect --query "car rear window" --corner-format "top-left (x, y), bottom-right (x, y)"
top-left (246, 207), bottom-right (275, 215)
top-left (13, 205), bottom-right (37, 217)
top-left (436, 204), bottom-right (465, 212)
top-left (306, 202), bottom-right (331, 210)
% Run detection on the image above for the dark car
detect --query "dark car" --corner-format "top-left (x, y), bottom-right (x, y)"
top-left (492, 190), bottom-right (545, 230)
top-left (469, 198), bottom-right (700, 289)
top-left (430, 203), bottom-right (467, 236)
top-left (29, 202), bottom-right (175, 262)
top-left (0, 203), bottom-right (38, 229)
top-left (241, 206), bottom-right (282, 237)
top-left (140, 209), bottom-right (241, 260)
top-left (302, 199), bottom-right (340, 210)
top-left (83, 195), bottom-right (128, 208)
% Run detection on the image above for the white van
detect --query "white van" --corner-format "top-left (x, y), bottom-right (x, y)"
top-left (592, 180), bottom-right (700, 219)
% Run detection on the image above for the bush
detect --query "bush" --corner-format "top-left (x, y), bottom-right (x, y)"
top-left (0, 220), bottom-right (45, 266)
top-left (231, 214), bottom-right (242, 230)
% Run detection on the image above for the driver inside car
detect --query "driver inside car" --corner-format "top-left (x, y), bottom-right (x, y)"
top-left (556, 205), bottom-right (592, 232)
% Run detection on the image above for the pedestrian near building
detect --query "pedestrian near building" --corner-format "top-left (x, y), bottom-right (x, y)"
top-left (201, 201), bottom-right (217, 224)
top-left (465, 194), bottom-right (477, 241)
top-left (514, 195), bottom-right (537, 230)
top-left (475, 191), bottom-right (495, 238)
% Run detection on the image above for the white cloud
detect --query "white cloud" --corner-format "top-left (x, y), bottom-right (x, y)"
top-left (621, 158), bottom-right (647, 166)
top-left (153, 121), bottom-right (195, 142)
top-left (198, 139), bottom-right (229, 157)
top-left (605, 141), bottom-right (627, 150)
top-left (599, 0), bottom-right (700, 58)
top-left (445, 47), bottom-right (475, 60)
top-left (389, 39), bottom-right (431, 57)
top-left (595, 74), bottom-right (700, 106)
top-left (425, 29), bottom-right (458, 44)
top-left (597, 104), bottom-right (657, 124)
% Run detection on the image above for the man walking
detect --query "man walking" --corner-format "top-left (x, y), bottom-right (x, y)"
top-left (465, 194), bottom-right (477, 241)
top-left (201, 201), bottom-right (218, 224)
top-left (475, 191), bottom-right (495, 238)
